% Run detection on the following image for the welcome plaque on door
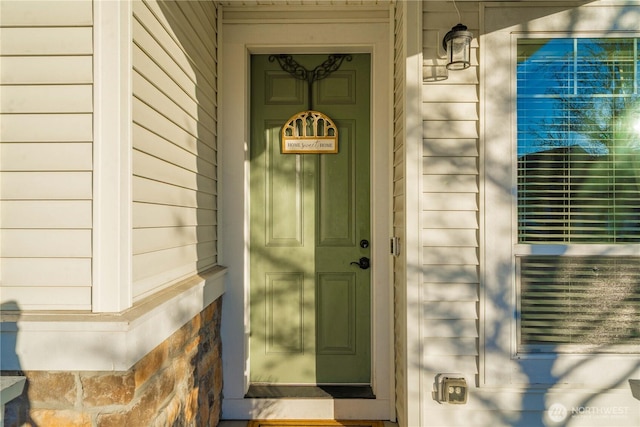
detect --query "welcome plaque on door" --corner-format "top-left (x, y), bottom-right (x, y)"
top-left (281, 110), bottom-right (338, 154)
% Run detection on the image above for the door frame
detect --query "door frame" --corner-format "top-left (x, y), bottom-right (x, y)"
top-left (220, 11), bottom-right (394, 421)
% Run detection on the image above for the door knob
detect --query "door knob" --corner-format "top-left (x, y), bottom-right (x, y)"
top-left (350, 257), bottom-right (370, 270)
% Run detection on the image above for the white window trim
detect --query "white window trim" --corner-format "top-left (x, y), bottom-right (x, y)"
top-left (481, 1), bottom-right (640, 388)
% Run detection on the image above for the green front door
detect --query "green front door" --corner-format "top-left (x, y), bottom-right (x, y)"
top-left (249, 54), bottom-right (371, 384)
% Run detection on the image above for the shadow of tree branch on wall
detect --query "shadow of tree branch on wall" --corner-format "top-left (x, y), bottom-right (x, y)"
top-left (413, 1), bottom-right (640, 426)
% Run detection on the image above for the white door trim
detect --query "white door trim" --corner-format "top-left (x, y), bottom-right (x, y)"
top-left (219, 13), bottom-right (394, 421)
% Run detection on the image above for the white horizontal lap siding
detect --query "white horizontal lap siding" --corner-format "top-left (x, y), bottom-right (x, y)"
top-left (420, 1), bottom-right (480, 419)
top-left (0, 0), bottom-right (93, 310)
top-left (132, 0), bottom-right (218, 301)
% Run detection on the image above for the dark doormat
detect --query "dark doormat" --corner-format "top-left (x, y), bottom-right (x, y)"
top-left (245, 385), bottom-right (375, 399)
top-left (247, 421), bottom-right (384, 427)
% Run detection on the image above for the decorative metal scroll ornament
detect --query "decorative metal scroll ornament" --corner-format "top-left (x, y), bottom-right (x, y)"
top-left (269, 54), bottom-right (352, 110)
top-left (281, 110), bottom-right (338, 154)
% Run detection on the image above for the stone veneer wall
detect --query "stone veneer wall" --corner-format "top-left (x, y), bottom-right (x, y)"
top-left (2, 298), bottom-right (223, 427)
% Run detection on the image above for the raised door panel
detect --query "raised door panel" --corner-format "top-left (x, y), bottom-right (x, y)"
top-left (266, 273), bottom-right (305, 354)
top-left (266, 125), bottom-right (304, 246)
top-left (318, 121), bottom-right (356, 246)
top-left (316, 273), bottom-right (356, 355)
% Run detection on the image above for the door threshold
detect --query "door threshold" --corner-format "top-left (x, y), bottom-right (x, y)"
top-left (245, 385), bottom-right (375, 399)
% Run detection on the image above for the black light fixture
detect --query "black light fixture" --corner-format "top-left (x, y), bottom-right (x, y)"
top-left (442, 1), bottom-right (473, 70)
top-left (442, 24), bottom-right (473, 70)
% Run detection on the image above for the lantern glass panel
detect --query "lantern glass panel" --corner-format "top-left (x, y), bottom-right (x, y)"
top-left (446, 33), bottom-right (472, 70)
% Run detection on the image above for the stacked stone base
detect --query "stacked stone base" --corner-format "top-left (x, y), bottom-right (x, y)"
top-left (2, 298), bottom-right (223, 427)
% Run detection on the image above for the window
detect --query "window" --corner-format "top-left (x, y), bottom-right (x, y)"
top-left (516, 38), bottom-right (640, 350)
top-left (483, 3), bottom-right (640, 389)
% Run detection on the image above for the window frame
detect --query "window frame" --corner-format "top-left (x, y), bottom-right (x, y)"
top-left (481, 14), bottom-right (640, 387)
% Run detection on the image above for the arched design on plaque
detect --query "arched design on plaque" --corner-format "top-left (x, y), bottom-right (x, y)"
top-left (281, 110), bottom-right (338, 154)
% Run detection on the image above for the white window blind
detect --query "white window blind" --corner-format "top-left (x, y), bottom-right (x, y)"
top-left (519, 256), bottom-right (640, 346)
top-left (517, 38), bottom-right (640, 243)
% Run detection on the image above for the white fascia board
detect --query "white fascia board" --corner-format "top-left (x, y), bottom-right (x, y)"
top-left (0, 267), bottom-right (226, 372)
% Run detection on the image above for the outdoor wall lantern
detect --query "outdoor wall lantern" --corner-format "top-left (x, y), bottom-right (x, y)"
top-left (442, 23), bottom-right (473, 70)
top-left (424, 1), bottom-right (473, 81)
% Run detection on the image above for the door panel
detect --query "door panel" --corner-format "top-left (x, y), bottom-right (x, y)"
top-left (316, 272), bottom-right (356, 355)
top-left (266, 273), bottom-right (304, 353)
top-left (265, 124), bottom-right (304, 246)
top-left (250, 54), bottom-right (370, 384)
top-left (318, 120), bottom-right (356, 246)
